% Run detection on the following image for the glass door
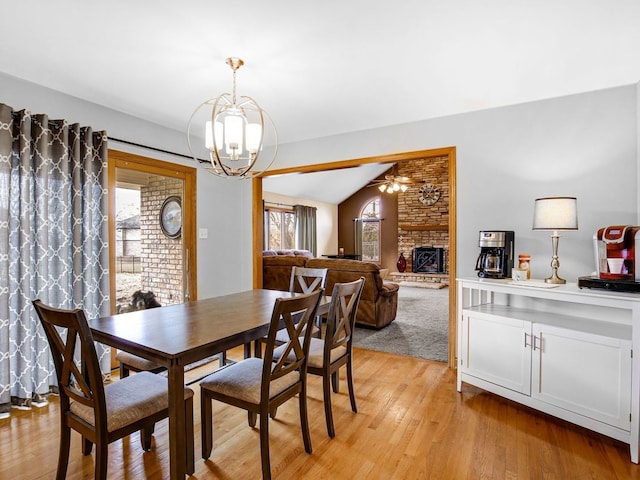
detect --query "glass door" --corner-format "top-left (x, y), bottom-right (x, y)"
top-left (108, 150), bottom-right (197, 366)
top-left (114, 168), bottom-right (185, 311)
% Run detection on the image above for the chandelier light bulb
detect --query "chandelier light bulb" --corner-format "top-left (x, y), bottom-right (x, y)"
top-left (224, 115), bottom-right (243, 157)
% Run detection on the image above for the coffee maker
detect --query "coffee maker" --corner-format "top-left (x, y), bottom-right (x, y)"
top-left (578, 225), bottom-right (640, 292)
top-left (475, 230), bottom-right (515, 279)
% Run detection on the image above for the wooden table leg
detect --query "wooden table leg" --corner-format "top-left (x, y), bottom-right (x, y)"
top-left (168, 360), bottom-right (186, 479)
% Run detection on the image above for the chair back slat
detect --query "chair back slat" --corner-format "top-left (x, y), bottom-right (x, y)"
top-left (325, 277), bottom-right (365, 356)
top-left (289, 267), bottom-right (328, 294)
top-left (262, 290), bottom-right (322, 388)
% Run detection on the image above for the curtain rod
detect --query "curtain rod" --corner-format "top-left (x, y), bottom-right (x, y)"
top-left (264, 201), bottom-right (294, 208)
top-left (109, 137), bottom-right (207, 163)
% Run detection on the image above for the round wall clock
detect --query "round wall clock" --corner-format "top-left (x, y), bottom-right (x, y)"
top-left (160, 195), bottom-right (182, 239)
top-left (418, 183), bottom-right (441, 206)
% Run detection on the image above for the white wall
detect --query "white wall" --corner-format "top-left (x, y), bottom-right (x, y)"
top-left (262, 192), bottom-right (338, 255)
top-left (3, 71), bottom-right (637, 289)
top-left (272, 86), bottom-right (638, 282)
top-left (0, 72), bottom-right (252, 298)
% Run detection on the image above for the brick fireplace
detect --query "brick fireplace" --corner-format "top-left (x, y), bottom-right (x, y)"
top-left (392, 155), bottom-right (449, 286)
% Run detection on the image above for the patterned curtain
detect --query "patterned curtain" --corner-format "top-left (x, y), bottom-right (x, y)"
top-left (0, 103), bottom-right (110, 418)
top-left (294, 205), bottom-right (317, 256)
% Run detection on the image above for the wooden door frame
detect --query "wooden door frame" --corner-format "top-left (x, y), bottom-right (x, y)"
top-left (251, 146), bottom-right (458, 368)
top-left (108, 149), bottom-right (198, 315)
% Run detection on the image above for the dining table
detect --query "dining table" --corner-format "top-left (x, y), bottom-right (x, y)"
top-left (89, 288), bottom-right (329, 480)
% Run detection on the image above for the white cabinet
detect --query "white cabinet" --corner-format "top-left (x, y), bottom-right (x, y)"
top-left (457, 279), bottom-right (637, 462)
top-left (532, 323), bottom-right (631, 431)
top-left (462, 309), bottom-right (531, 395)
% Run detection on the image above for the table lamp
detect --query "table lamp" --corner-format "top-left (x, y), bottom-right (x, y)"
top-left (532, 197), bottom-right (578, 284)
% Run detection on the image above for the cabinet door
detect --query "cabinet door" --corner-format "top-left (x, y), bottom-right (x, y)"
top-left (532, 324), bottom-right (631, 431)
top-left (462, 312), bottom-right (531, 395)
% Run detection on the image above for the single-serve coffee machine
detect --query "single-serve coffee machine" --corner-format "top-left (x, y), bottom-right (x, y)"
top-left (578, 225), bottom-right (640, 292)
top-left (594, 225), bottom-right (640, 280)
top-left (475, 230), bottom-right (515, 279)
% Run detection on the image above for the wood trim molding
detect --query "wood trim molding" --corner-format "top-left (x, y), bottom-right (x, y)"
top-left (252, 179), bottom-right (263, 289)
top-left (447, 147), bottom-right (457, 368)
top-left (108, 149), bottom-right (198, 304)
top-left (252, 146), bottom-right (458, 368)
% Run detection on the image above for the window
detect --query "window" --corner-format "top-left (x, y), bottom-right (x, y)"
top-left (265, 208), bottom-right (296, 250)
top-left (360, 198), bottom-right (381, 262)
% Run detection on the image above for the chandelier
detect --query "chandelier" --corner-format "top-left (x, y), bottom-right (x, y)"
top-left (187, 57), bottom-right (277, 178)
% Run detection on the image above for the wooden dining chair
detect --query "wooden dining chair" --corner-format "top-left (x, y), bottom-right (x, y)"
top-left (115, 350), bottom-right (167, 377)
top-left (255, 266), bottom-right (328, 358)
top-left (199, 289), bottom-right (322, 480)
top-left (32, 300), bottom-right (195, 480)
top-left (116, 349), bottom-right (227, 378)
top-left (274, 277), bottom-right (365, 438)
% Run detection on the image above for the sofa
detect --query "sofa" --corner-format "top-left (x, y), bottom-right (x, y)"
top-left (262, 252), bottom-right (399, 329)
top-left (262, 249), bottom-right (315, 258)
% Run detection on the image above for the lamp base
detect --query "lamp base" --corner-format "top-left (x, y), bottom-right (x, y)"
top-left (545, 233), bottom-right (566, 284)
top-left (544, 273), bottom-right (566, 284)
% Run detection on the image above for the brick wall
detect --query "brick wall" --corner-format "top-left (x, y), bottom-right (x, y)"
top-left (396, 156), bottom-right (449, 273)
top-left (140, 176), bottom-right (183, 305)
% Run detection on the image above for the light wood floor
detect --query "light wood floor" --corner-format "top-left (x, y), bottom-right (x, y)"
top-left (2, 346), bottom-right (640, 480)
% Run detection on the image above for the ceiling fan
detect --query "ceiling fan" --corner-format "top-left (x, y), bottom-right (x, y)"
top-left (367, 167), bottom-right (423, 194)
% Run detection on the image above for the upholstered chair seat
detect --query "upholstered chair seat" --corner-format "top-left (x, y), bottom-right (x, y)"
top-left (116, 348), bottom-right (226, 378)
top-left (303, 339), bottom-right (347, 368)
top-left (70, 371), bottom-right (193, 433)
top-left (200, 358), bottom-right (299, 405)
top-left (115, 350), bottom-right (165, 375)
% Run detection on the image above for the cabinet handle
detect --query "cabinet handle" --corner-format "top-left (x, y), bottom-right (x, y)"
top-left (533, 335), bottom-right (540, 351)
top-left (524, 332), bottom-right (531, 348)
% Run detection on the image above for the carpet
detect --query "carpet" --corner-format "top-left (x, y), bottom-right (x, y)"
top-left (352, 284), bottom-right (449, 362)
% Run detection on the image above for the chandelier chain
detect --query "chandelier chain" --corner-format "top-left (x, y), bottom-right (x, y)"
top-left (231, 64), bottom-right (237, 105)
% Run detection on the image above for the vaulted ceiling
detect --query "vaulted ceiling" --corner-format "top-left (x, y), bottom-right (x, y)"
top-left (3, 2), bottom-right (639, 202)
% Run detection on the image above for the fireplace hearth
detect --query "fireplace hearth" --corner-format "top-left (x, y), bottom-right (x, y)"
top-left (413, 247), bottom-right (445, 273)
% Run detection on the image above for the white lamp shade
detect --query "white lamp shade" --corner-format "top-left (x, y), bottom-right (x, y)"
top-left (214, 121), bottom-right (224, 150)
top-left (205, 121), bottom-right (214, 149)
top-left (245, 123), bottom-right (262, 153)
top-left (205, 121), bottom-right (225, 151)
top-left (532, 197), bottom-right (578, 230)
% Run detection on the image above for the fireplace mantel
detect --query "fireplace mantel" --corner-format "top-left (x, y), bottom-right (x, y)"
top-left (399, 224), bottom-right (449, 231)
